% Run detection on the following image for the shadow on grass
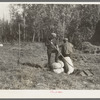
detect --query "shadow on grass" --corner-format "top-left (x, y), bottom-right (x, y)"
top-left (20, 62), bottom-right (42, 69)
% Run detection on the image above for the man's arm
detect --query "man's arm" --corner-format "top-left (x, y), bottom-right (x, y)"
top-left (45, 37), bottom-right (52, 47)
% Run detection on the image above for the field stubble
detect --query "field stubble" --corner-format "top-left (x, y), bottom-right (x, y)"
top-left (0, 42), bottom-right (100, 89)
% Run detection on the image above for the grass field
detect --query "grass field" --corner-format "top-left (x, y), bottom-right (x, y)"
top-left (0, 42), bottom-right (100, 89)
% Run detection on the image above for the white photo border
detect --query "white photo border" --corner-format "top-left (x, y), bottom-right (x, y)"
top-left (0, 1), bottom-right (100, 98)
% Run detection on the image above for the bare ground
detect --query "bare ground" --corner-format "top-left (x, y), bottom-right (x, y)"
top-left (0, 42), bottom-right (100, 90)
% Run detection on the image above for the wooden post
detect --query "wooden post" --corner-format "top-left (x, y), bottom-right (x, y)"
top-left (17, 23), bottom-right (21, 65)
top-left (23, 13), bottom-right (26, 41)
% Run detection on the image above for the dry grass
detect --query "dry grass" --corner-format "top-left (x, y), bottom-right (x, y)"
top-left (0, 42), bottom-right (100, 89)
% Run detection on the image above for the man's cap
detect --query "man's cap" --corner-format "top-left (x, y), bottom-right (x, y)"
top-left (63, 38), bottom-right (68, 41)
top-left (51, 33), bottom-right (57, 38)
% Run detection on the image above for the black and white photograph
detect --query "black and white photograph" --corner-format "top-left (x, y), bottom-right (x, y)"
top-left (0, 2), bottom-right (100, 96)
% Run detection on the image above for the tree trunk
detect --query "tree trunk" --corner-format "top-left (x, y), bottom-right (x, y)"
top-left (23, 15), bottom-right (26, 41)
top-left (23, 28), bottom-right (26, 41)
top-left (70, 33), bottom-right (75, 43)
top-left (38, 32), bottom-right (40, 42)
top-left (62, 20), bottom-right (66, 38)
top-left (41, 32), bottom-right (43, 42)
top-left (32, 32), bottom-right (35, 42)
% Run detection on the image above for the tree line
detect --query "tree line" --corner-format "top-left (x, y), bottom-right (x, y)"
top-left (0, 4), bottom-right (100, 49)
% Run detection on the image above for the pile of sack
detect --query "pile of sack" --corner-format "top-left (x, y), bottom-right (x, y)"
top-left (64, 57), bottom-right (74, 75)
top-left (52, 57), bottom-right (74, 74)
top-left (52, 60), bottom-right (64, 74)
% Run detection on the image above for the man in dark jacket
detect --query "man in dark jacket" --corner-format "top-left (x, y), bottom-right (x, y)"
top-left (45, 33), bottom-right (59, 70)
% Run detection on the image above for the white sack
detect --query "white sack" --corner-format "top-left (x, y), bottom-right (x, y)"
top-left (64, 57), bottom-right (74, 75)
top-left (52, 60), bottom-right (64, 69)
top-left (0, 44), bottom-right (3, 47)
top-left (53, 68), bottom-right (64, 74)
top-left (58, 60), bottom-right (64, 68)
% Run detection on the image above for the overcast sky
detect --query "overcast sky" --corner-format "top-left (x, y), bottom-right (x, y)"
top-left (0, 4), bottom-right (10, 21)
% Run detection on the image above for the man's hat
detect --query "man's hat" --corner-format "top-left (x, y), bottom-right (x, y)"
top-left (63, 38), bottom-right (68, 41)
top-left (51, 33), bottom-right (57, 38)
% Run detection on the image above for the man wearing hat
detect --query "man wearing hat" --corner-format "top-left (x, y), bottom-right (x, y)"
top-left (45, 33), bottom-right (59, 70)
top-left (60, 38), bottom-right (70, 57)
top-left (59, 38), bottom-right (74, 73)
